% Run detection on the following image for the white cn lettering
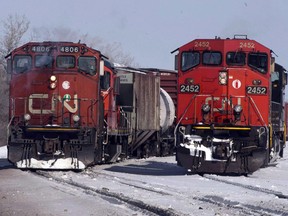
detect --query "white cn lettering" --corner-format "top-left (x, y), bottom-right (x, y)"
top-left (28, 94), bottom-right (78, 114)
top-left (28, 94), bottom-right (55, 114)
top-left (58, 94), bottom-right (78, 113)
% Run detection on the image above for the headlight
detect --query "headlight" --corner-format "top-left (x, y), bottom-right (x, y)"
top-left (234, 105), bottom-right (242, 114)
top-left (202, 104), bottom-right (211, 113)
top-left (50, 82), bottom-right (57, 89)
top-left (219, 71), bottom-right (227, 85)
top-left (49, 75), bottom-right (57, 89)
top-left (73, 115), bottom-right (80, 122)
top-left (24, 113), bottom-right (31, 121)
top-left (50, 75), bottom-right (57, 82)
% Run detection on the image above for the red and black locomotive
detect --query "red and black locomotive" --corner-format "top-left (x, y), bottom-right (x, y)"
top-left (173, 35), bottom-right (287, 174)
top-left (6, 41), bottom-right (175, 169)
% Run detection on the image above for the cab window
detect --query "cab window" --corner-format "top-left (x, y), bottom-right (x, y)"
top-left (248, 52), bottom-right (268, 74)
top-left (56, 56), bottom-right (75, 68)
top-left (78, 56), bottom-right (96, 75)
top-left (226, 52), bottom-right (246, 65)
top-left (35, 55), bottom-right (53, 68)
top-left (100, 71), bottom-right (111, 90)
top-left (203, 51), bottom-right (222, 65)
top-left (181, 51), bottom-right (200, 71)
top-left (13, 55), bottom-right (32, 73)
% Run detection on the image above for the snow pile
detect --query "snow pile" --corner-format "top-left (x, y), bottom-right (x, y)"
top-left (0, 145), bottom-right (7, 159)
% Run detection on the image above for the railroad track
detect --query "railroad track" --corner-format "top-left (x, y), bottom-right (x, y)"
top-left (33, 170), bottom-right (181, 216)
top-left (88, 169), bottom-right (288, 216)
top-left (201, 174), bottom-right (288, 215)
top-left (203, 175), bottom-right (288, 199)
top-left (28, 158), bottom-right (288, 216)
top-left (87, 170), bottom-right (288, 215)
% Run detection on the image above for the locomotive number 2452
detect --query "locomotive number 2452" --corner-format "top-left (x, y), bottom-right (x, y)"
top-left (246, 86), bottom-right (267, 95)
top-left (180, 84), bottom-right (200, 93)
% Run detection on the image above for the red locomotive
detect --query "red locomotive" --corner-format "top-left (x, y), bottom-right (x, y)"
top-left (173, 35), bottom-right (287, 174)
top-left (6, 41), bottom-right (175, 169)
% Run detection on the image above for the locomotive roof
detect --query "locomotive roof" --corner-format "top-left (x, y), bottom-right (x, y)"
top-left (6, 41), bottom-right (103, 58)
top-left (172, 36), bottom-right (271, 54)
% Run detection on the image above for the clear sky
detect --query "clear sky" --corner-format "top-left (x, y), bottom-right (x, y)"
top-left (0, 0), bottom-right (287, 70)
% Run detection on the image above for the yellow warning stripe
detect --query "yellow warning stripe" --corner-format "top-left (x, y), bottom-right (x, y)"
top-left (26, 128), bottom-right (79, 132)
top-left (192, 126), bottom-right (251, 130)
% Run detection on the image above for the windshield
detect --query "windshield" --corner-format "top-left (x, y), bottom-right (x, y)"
top-left (181, 51), bottom-right (200, 71)
top-left (35, 55), bottom-right (53, 68)
top-left (13, 55), bottom-right (32, 73)
top-left (203, 51), bottom-right (222, 65)
top-left (56, 56), bottom-right (75, 68)
top-left (78, 56), bottom-right (97, 75)
top-left (226, 52), bottom-right (246, 65)
top-left (248, 52), bottom-right (268, 73)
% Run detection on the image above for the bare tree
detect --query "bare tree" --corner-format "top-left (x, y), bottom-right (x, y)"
top-left (0, 14), bottom-right (30, 70)
top-left (0, 14), bottom-right (29, 146)
top-left (30, 26), bottom-right (136, 66)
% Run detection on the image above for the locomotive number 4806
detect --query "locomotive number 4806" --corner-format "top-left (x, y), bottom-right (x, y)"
top-left (246, 86), bottom-right (267, 95)
top-left (180, 84), bottom-right (200, 93)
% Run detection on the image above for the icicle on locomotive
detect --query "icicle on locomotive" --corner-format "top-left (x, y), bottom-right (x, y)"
top-left (173, 35), bottom-right (287, 174)
top-left (6, 41), bottom-right (175, 169)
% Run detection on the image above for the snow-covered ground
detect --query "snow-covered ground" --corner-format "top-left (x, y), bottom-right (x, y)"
top-left (1, 145), bottom-right (288, 216)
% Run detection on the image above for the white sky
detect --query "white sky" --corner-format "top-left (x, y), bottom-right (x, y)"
top-left (0, 0), bottom-right (287, 69)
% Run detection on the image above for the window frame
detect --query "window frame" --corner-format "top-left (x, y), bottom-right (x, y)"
top-left (13, 55), bottom-right (32, 74)
top-left (248, 52), bottom-right (268, 74)
top-left (202, 51), bottom-right (222, 66)
top-left (78, 56), bottom-right (97, 75)
top-left (35, 55), bottom-right (53, 68)
top-left (100, 71), bottom-right (111, 90)
top-left (226, 51), bottom-right (246, 66)
top-left (181, 51), bottom-right (200, 72)
top-left (56, 55), bottom-right (76, 69)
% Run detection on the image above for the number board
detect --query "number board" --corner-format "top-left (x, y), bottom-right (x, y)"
top-left (239, 42), bottom-right (255, 49)
top-left (31, 46), bottom-right (51, 53)
top-left (60, 46), bottom-right (79, 53)
top-left (246, 86), bottom-right (267, 95)
top-left (194, 41), bottom-right (210, 48)
top-left (180, 84), bottom-right (200, 93)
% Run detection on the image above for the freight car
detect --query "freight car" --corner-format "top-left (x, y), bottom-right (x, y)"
top-left (5, 41), bottom-right (175, 169)
top-left (173, 35), bottom-right (287, 174)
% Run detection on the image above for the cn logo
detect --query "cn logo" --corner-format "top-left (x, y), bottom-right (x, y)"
top-left (232, 79), bottom-right (241, 89)
top-left (28, 94), bottom-right (78, 114)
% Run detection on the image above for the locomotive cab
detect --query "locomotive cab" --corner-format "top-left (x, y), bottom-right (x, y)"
top-left (6, 42), bottom-right (105, 169)
top-left (174, 36), bottom-right (287, 174)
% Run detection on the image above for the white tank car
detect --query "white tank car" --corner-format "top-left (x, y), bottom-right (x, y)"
top-left (160, 88), bottom-right (175, 133)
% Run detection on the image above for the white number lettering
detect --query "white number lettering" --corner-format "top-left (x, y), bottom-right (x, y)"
top-left (31, 46), bottom-right (51, 53)
top-left (195, 41), bottom-right (210, 48)
top-left (239, 42), bottom-right (255, 49)
top-left (60, 46), bottom-right (79, 53)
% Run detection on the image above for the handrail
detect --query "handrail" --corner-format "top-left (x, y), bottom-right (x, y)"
top-left (173, 94), bottom-right (270, 147)
top-left (174, 95), bottom-right (197, 146)
top-left (248, 96), bottom-right (267, 127)
top-left (7, 115), bottom-right (14, 143)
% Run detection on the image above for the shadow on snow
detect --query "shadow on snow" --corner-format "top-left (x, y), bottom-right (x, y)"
top-left (104, 160), bottom-right (187, 176)
top-left (0, 159), bottom-right (14, 170)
